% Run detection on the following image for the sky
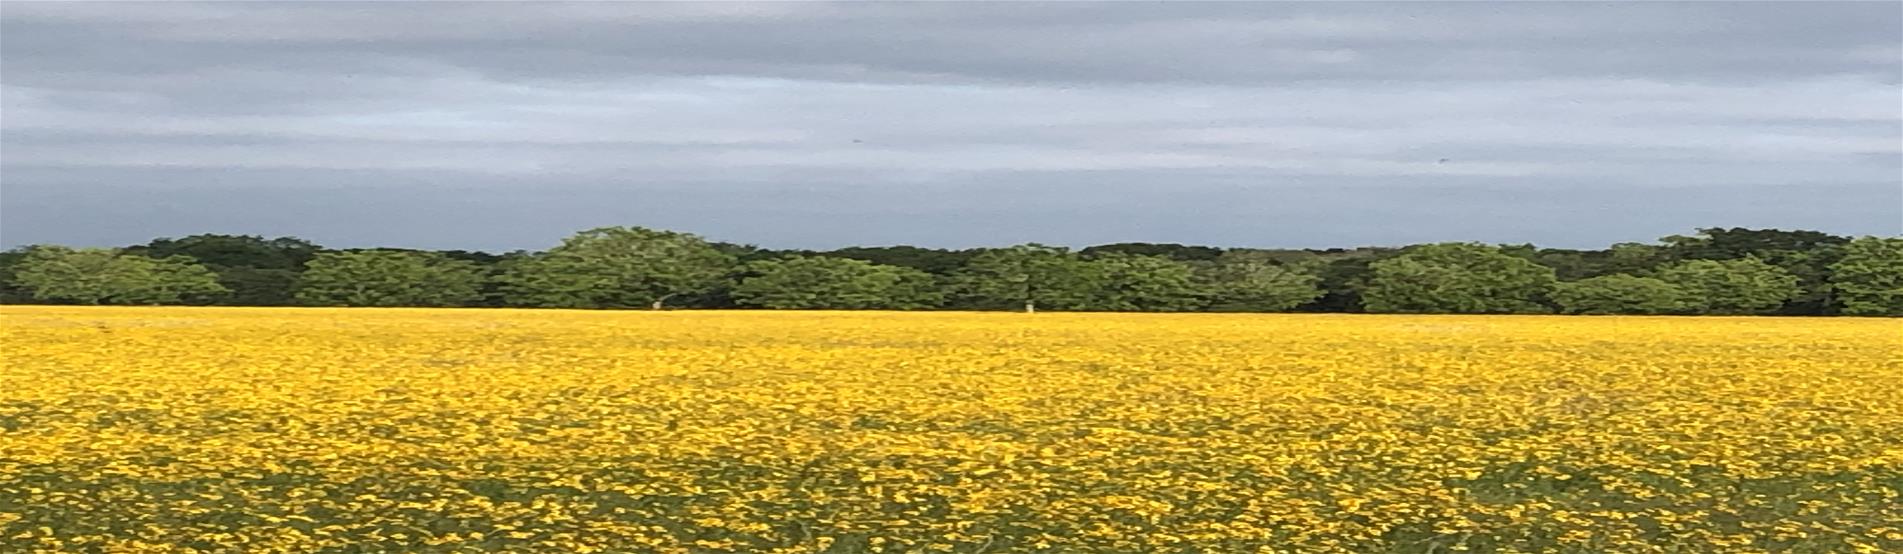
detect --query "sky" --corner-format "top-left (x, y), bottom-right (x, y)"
top-left (2, 2), bottom-right (1899, 252)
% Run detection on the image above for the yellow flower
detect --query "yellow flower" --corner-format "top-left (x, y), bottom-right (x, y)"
top-left (1, 306), bottom-right (1897, 552)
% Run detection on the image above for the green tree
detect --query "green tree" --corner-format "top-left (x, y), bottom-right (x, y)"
top-left (1219, 248), bottom-right (1323, 267)
top-left (497, 227), bottom-right (737, 309)
top-left (11, 246), bottom-right (227, 305)
top-left (294, 250), bottom-right (485, 307)
top-left (13, 247), bottom-right (140, 305)
top-left (1661, 228), bottom-right (1849, 314)
top-left (1827, 236), bottom-right (1903, 316)
top-left (206, 267), bottom-right (301, 306)
top-left (1550, 274), bottom-right (1689, 315)
top-left (1662, 227), bottom-right (1848, 261)
top-left (446, 250), bottom-right (531, 307)
top-left (732, 256), bottom-right (942, 309)
top-left (1079, 243), bottom-right (1224, 262)
top-left (1086, 253), bottom-right (1205, 311)
top-left (125, 235), bottom-right (322, 306)
top-left (706, 241), bottom-right (784, 264)
top-left (1530, 248), bottom-right (1639, 281)
top-left (135, 256), bottom-right (230, 305)
top-left (952, 244), bottom-right (1099, 312)
top-left (1599, 242), bottom-right (1671, 277)
top-left (1196, 258), bottom-right (1324, 312)
top-left (0, 248), bottom-right (37, 304)
top-left (127, 234), bottom-right (319, 270)
top-left (1303, 250), bottom-right (1395, 313)
top-left (1654, 258), bottom-right (1800, 315)
top-left (1363, 243), bottom-right (1556, 314)
top-left (815, 246), bottom-right (979, 275)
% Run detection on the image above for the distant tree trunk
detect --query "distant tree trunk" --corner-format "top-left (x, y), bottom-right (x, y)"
top-left (1024, 274), bottom-right (1037, 313)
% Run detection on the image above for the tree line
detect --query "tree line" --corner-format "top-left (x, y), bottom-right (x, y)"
top-left (2, 227), bottom-right (1898, 316)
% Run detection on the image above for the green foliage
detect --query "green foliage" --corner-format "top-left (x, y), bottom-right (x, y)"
top-left (706, 242), bottom-right (780, 264)
top-left (1217, 248), bottom-right (1323, 266)
top-left (136, 256), bottom-right (229, 305)
top-left (1529, 249), bottom-right (1618, 281)
top-left (1079, 243), bottom-right (1224, 262)
top-left (1600, 243), bottom-right (1671, 277)
top-left (294, 250), bottom-right (485, 307)
top-left (211, 267), bottom-right (304, 306)
top-left (1828, 236), bottom-right (1903, 316)
top-left (0, 249), bottom-right (36, 304)
top-left (1663, 227), bottom-right (1849, 261)
top-left (816, 246), bottom-right (979, 275)
top-left (1363, 243), bottom-right (1556, 314)
top-left (1304, 251), bottom-right (1392, 313)
top-left (1551, 275), bottom-right (1688, 315)
top-left (732, 256), bottom-right (943, 310)
top-left (1662, 228), bottom-right (1850, 314)
top-left (952, 244), bottom-right (1100, 312)
top-left (1655, 258), bottom-right (1801, 315)
top-left (2, 226), bottom-right (1886, 316)
top-left (497, 227), bottom-right (737, 309)
top-left (1195, 258), bottom-right (1323, 312)
top-left (16, 247), bottom-right (139, 305)
top-left (1764, 247), bottom-right (1847, 315)
top-left (126, 234), bottom-right (319, 270)
top-left (1085, 253), bottom-right (1205, 312)
top-left (125, 235), bottom-right (322, 306)
top-left (435, 249), bottom-right (510, 266)
top-left (11, 246), bottom-right (227, 305)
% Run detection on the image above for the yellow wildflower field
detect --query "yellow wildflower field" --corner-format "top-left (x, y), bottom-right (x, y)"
top-left (2, 307), bottom-right (1900, 553)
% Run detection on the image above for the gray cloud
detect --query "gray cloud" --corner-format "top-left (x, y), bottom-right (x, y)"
top-left (3, 2), bottom-right (1899, 250)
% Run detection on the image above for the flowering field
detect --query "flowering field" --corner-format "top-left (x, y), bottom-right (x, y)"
top-left (1, 307), bottom-right (1899, 553)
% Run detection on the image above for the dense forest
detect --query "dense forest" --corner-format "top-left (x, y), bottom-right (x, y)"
top-left (2, 227), bottom-right (1898, 316)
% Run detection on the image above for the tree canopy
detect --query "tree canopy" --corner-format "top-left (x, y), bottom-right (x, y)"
top-left (11, 246), bottom-right (226, 305)
top-left (1662, 228), bottom-right (1850, 314)
top-left (733, 256), bottom-right (943, 310)
top-left (1078, 243), bottom-right (1224, 262)
top-left (3, 226), bottom-right (1891, 316)
top-left (496, 227), bottom-right (736, 309)
top-left (1827, 237), bottom-right (1903, 316)
top-left (813, 246), bottom-right (978, 275)
top-left (1551, 274), bottom-right (1688, 315)
top-left (1655, 258), bottom-right (1801, 315)
top-left (952, 245), bottom-right (1100, 312)
top-left (1362, 243), bottom-right (1556, 314)
top-left (1085, 253), bottom-right (1205, 312)
top-left (1196, 259), bottom-right (1325, 312)
top-left (295, 250), bottom-right (486, 307)
top-left (124, 234), bottom-right (321, 306)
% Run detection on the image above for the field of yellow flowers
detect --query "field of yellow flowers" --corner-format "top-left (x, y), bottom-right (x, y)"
top-left (1, 306), bottom-right (1900, 553)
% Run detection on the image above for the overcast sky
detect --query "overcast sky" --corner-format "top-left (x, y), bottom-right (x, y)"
top-left (2, 2), bottom-right (1899, 251)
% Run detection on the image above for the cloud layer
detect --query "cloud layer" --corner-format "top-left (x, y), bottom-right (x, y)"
top-left (3, 2), bottom-right (1898, 250)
